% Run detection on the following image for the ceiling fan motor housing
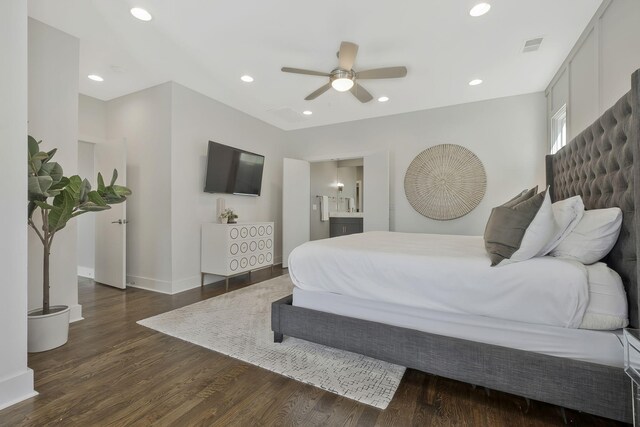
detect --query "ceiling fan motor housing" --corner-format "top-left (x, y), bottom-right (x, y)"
top-left (330, 69), bottom-right (355, 91)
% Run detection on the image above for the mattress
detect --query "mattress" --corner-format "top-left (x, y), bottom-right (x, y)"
top-left (292, 287), bottom-right (624, 367)
top-left (289, 231), bottom-right (590, 328)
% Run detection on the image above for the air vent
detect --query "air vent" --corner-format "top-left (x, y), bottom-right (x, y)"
top-left (523, 37), bottom-right (543, 53)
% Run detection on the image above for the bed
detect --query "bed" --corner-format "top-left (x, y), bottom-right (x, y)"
top-left (272, 69), bottom-right (640, 422)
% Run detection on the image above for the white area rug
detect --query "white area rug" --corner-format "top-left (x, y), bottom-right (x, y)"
top-left (137, 275), bottom-right (405, 409)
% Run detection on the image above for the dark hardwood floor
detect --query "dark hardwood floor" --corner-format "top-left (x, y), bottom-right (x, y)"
top-left (0, 268), bottom-right (625, 426)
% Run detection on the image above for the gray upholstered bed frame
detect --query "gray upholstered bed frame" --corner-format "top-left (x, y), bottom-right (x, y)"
top-left (272, 69), bottom-right (640, 423)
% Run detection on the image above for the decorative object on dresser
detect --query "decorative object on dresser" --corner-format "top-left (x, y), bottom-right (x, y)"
top-left (201, 222), bottom-right (274, 291)
top-left (404, 144), bottom-right (486, 220)
top-left (219, 208), bottom-right (238, 224)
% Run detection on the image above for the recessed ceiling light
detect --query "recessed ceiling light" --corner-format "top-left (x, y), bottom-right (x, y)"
top-left (302, 110), bottom-right (313, 116)
top-left (377, 96), bottom-right (389, 103)
top-left (469, 79), bottom-right (483, 86)
top-left (469, 3), bottom-right (491, 17)
top-left (88, 74), bottom-right (104, 82)
top-left (240, 75), bottom-right (254, 83)
top-left (130, 7), bottom-right (152, 21)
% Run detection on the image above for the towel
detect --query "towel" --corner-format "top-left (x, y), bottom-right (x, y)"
top-left (321, 196), bottom-right (329, 222)
top-left (347, 197), bottom-right (355, 212)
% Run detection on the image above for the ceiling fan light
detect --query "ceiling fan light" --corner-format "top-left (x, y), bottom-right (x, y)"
top-left (331, 78), bottom-right (354, 92)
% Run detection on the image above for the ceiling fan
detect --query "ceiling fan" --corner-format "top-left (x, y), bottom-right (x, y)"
top-left (281, 41), bottom-right (407, 103)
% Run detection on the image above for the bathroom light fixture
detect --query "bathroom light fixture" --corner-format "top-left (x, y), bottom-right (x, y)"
top-left (302, 110), bottom-right (313, 116)
top-left (240, 75), bottom-right (254, 83)
top-left (337, 183), bottom-right (344, 192)
top-left (469, 79), bottom-right (483, 86)
top-left (378, 96), bottom-right (389, 102)
top-left (469, 3), bottom-right (491, 17)
top-left (88, 74), bottom-right (104, 82)
top-left (130, 7), bottom-right (152, 21)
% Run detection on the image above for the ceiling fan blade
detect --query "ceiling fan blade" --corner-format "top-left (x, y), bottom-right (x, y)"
top-left (350, 83), bottom-right (373, 103)
top-left (281, 67), bottom-right (331, 77)
top-left (305, 83), bottom-right (332, 100)
top-left (338, 41), bottom-right (359, 70)
top-left (356, 66), bottom-right (408, 79)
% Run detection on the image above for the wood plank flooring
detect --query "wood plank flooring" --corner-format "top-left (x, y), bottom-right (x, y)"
top-left (0, 268), bottom-right (625, 426)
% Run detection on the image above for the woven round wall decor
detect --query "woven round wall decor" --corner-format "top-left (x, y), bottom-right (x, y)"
top-left (404, 144), bottom-right (486, 220)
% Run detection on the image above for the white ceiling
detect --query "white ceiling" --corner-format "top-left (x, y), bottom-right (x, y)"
top-left (28, 0), bottom-right (601, 130)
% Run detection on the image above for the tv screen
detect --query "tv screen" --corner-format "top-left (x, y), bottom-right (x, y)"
top-left (204, 141), bottom-right (265, 196)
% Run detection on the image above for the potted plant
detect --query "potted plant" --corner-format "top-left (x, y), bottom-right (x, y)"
top-left (220, 208), bottom-right (238, 224)
top-left (27, 136), bottom-right (131, 352)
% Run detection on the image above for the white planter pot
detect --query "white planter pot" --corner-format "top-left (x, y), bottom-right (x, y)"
top-left (28, 305), bottom-right (70, 353)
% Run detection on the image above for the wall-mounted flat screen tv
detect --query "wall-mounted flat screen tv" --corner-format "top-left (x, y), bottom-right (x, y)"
top-left (204, 141), bottom-right (265, 196)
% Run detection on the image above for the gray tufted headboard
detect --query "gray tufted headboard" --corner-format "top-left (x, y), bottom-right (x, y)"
top-left (546, 69), bottom-right (640, 327)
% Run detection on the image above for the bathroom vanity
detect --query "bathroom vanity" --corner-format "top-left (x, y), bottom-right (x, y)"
top-left (329, 212), bottom-right (364, 237)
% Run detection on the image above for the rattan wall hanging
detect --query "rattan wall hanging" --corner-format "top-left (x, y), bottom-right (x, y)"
top-left (404, 144), bottom-right (486, 220)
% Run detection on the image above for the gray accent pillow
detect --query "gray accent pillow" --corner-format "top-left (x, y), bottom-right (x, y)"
top-left (503, 186), bottom-right (538, 208)
top-left (484, 190), bottom-right (545, 266)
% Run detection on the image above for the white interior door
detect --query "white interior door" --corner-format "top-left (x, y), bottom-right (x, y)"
top-left (364, 151), bottom-right (390, 231)
top-left (282, 158), bottom-right (310, 268)
top-left (94, 140), bottom-right (127, 289)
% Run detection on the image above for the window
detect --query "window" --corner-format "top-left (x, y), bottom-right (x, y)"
top-left (551, 105), bottom-right (567, 154)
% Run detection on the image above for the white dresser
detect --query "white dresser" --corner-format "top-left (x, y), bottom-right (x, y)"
top-left (201, 222), bottom-right (274, 290)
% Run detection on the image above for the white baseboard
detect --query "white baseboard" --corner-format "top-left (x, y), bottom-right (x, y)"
top-left (126, 275), bottom-right (173, 294)
top-left (0, 369), bottom-right (37, 411)
top-left (77, 266), bottom-right (94, 279)
top-left (171, 276), bottom-right (203, 294)
top-left (69, 304), bottom-right (83, 323)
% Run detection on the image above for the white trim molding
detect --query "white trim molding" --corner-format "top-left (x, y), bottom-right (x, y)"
top-left (0, 369), bottom-right (37, 411)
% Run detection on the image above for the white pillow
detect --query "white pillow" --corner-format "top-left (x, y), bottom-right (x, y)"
top-left (504, 190), bottom-right (557, 264)
top-left (538, 196), bottom-right (585, 256)
top-left (550, 207), bottom-right (623, 264)
top-left (579, 262), bottom-right (628, 330)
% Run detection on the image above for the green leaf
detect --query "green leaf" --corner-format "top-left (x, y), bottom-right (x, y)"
top-left (28, 175), bottom-right (53, 198)
top-left (97, 173), bottom-right (105, 192)
top-left (79, 179), bottom-right (91, 203)
top-left (49, 177), bottom-right (69, 191)
top-left (31, 151), bottom-right (49, 162)
top-left (111, 185), bottom-right (132, 197)
top-left (39, 162), bottom-right (64, 184)
top-left (65, 175), bottom-right (83, 202)
top-left (87, 190), bottom-right (107, 207)
top-left (77, 202), bottom-right (111, 213)
top-left (110, 169), bottom-right (118, 186)
top-left (45, 148), bottom-right (57, 161)
top-left (28, 136), bottom-right (40, 157)
top-left (47, 190), bottom-right (74, 233)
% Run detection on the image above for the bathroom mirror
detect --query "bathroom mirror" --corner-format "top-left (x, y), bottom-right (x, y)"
top-left (337, 158), bottom-right (363, 213)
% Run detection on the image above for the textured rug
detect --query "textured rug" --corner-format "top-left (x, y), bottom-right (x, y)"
top-left (137, 275), bottom-right (405, 409)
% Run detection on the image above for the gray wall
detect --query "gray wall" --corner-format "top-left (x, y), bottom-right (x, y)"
top-left (0, 0), bottom-right (35, 408)
top-left (287, 92), bottom-right (547, 236)
top-left (28, 18), bottom-right (81, 320)
top-left (310, 161), bottom-right (338, 241)
top-left (546, 0), bottom-right (640, 144)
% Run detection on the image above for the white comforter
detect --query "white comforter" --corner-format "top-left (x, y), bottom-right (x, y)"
top-left (288, 231), bottom-right (589, 328)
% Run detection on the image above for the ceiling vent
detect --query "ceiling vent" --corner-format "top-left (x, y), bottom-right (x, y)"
top-left (522, 37), bottom-right (543, 53)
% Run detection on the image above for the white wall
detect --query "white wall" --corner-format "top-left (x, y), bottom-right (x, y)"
top-left (286, 92), bottom-right (547, 236)
top-left (107, 83), bottom-right (173, 293)
top-left (77, 141), bottom-right (95, 277)
top-left (546, 0), bottom-right (640, 143)
top-left (28, 19), bottom-right (81, 321)
top-left (170, 83), bottom-right (287, 291)
top-left (79, 94), bottom-right (107, 142)
top-left (0, 0), bottom-right (36, 409)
